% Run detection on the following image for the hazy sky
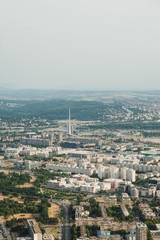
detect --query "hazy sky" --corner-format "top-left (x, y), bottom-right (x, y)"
top-left (0, 0), bottom-right (160, 91)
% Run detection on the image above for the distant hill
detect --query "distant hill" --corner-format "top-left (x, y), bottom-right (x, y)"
top-left (0, 99), bottom-right (105, 121)
top-left (1, 88), bottom-right (160, 101)
top-left (1, 88), bottom-right (160, 121)
top-left (0, 88), bottom-right (114, 100)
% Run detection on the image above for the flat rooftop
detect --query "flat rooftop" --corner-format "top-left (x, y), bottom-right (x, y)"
top-left (27, 219), bottom-right (41, 234)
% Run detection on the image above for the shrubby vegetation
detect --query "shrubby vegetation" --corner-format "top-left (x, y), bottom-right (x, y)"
top-left (0, 172), bottom-right (41, 200)
top-left (70, 225), bottom-right (80, 240)
top-left (106, 206), bottom-right (125, 221)
top-left (110, 229), bottom-right (126, 235)
top-left (133, 202), bottom-right (160, 230)
top-left (0, 198), bottom-right (49, 218)
top-left (134, 178), bottom-right (149, 187)
top-left (6, 218), bottom-right (29, 237)
top-left (0, 172), bottom-right (30, 188)
top-left (11, 225), bottom-right (29, 236)
top-left (69, 205), bottom-right (75, 222)
top-left (0, 199), bottom-right (24, 218)
top-left (86, 225), bottom-right (100, 237)
top-left (33, 169), bottom-right (69, 188)
top-left (0, 186), bottom-right (41, 199)
top-left (147, 228), bottom-right (154, 240)
top-left (53, 191), bottom-right (84, 201)
top-left (41, 217), bottom-right (59, 225)
top-left (142, 131), bottom-right (160, 138)
top-left (0, 171), bottom-right (83, 224)
top-left (106, 206), bottom-right (133, 222)
top-left (76, 195), bottom-right (84, 205)
top-left (23, 153), bottom-right (61, 162)
top-left (0, 99), bottom-right (106, 121)
top-left (84, 199), bottom-right (101, 218)
top-left (0, 186), bottom-right (59, 225)
top-left (6, 218), bottom-right (26, 228)
top-left (80, 121), bottom-right (160, 131)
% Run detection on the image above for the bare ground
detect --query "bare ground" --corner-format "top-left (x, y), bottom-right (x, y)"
top-left (0, 194), bottom-right (24, 203)
top-left (48, 203), bottom-right (60, 219)
top-left (16, 182), bottom-right (34, 188)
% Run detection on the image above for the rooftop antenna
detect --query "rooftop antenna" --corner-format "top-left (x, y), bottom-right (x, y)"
top-left (68, 108), bottom-right (72, 136)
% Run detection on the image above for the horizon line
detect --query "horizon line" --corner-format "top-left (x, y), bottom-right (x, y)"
top-left (1, 87), bottom-right (160, 92)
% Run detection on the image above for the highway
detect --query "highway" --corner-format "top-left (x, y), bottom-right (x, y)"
top-left (62, 205), bottom-right (70, 240)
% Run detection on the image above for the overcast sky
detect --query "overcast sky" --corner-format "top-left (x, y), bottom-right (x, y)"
top-left (0, 0), bottom-right (160, 91)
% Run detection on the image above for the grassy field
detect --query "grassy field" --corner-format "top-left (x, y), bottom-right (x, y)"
top-left (47, 227), bottom-right (60, 238)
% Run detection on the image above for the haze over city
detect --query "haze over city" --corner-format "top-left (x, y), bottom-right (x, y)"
top-left (1, 0), bottom-right (160, 91)
top-left (2, 1), bottom-right (160, 239)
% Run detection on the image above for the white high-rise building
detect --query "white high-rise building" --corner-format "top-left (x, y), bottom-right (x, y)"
top-left (121, 167), bottom-right (127, 180)
top-left (131, 187), bottom-right (139, 198)
top-left (126, 169), bottom-right (136, 182)
top-left (68, 108), bottom-right (72, 136)
top-left (25, 160), bottom-right (39, 171)
top-left (98, 165), bottom-right (107, 179)
top-left (27, 219), bottom-right (42, 240)
top-left (108, 166), bottom-right (119, 179)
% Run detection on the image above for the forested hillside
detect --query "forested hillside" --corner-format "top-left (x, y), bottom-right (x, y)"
top-left (0, 99), bottom-right (105, 121)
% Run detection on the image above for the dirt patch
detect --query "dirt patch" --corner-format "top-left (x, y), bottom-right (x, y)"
top-left (0, 163), bottom-right (14, 168)
top-left (0, 169), bottom-right (10, 174)
top-left (12, 197), bottom-right (24, 203)
top-left (7, 213), bottom-right (40, 221)
top-left (0, 194), bottom-right (24, 204)
top-left (16, 183), bottom-right (34, 188)
top-left (48, 203), bottom-right (60, 219)
top-left (0, 195), bottom-right (8, 201)
top-left (96, 197), bottom-right (104, 203)
top-left (30, 176), bottom-right (36, 182)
